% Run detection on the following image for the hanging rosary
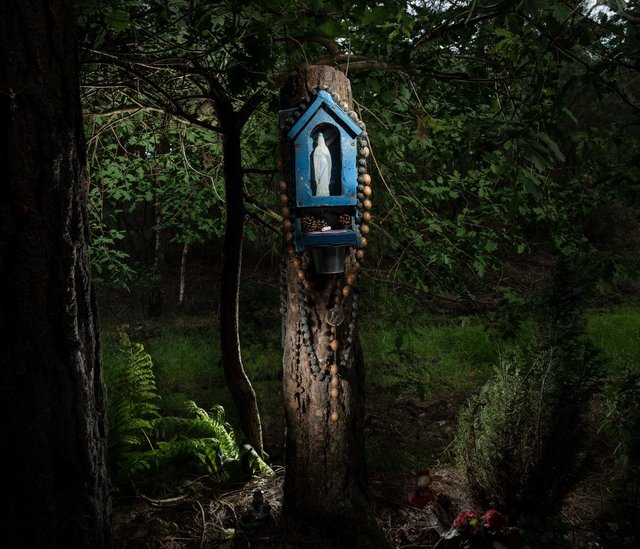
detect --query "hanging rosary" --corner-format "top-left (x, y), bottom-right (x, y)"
top-left (279, 86), bottom-right (372, 423)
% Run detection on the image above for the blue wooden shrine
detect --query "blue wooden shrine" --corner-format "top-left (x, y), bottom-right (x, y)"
top-left (284, 90), bottom-right (365, 256)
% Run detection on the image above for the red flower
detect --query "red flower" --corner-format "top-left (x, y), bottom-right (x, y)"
top-left (453, 510), bottom-right (481, 529)
top-left (482, 509), bottom-right (508, 530)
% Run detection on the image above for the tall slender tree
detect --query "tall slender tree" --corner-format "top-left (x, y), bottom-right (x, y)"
top-left (0, 1), bottom-right (112, 547)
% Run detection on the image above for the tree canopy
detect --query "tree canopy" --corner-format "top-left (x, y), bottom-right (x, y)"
top-left (80, 0), bottom-right (639, 309)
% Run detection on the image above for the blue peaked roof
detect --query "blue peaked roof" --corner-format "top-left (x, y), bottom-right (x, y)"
top-left (287, 90), bottom-right (362, 140)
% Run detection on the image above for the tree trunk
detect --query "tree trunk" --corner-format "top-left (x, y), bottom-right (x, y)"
top-left (280, 66), bottom-right (384, 546)
top-left (148, 201), bottom-right (164, 316)
top-left (178, 241), bottom-right (188, 307)
top-left (0, 1), bottom-right (112, 548)
top-left (218, 105), bottom-right (264, 456)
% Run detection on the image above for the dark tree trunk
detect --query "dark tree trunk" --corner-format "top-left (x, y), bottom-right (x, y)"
top-left (218, 104), bottom-right (264, 456)
top-left (0, 1), bottom-right (112, 548)
top-left (280, 66), bottom-right (386, 547)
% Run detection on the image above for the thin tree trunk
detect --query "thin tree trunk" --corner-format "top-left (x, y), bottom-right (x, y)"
top-left (280, 66), bottom-right (386, 546)
top-left (178, 241), bottom-right (188, 307)
top-left (148, 202), bottom-right (164, 316)
top-left (0, 1), bottom-right (112, 547)
top-left (218, 105), bottom-right (264, 456)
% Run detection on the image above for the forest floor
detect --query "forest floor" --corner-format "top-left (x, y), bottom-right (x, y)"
top-left (103, 288), bottom-right (640, 548)
top-left (110, 385), bottom-right (631, 548)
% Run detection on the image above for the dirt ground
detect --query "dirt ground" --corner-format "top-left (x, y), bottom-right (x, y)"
top-left (112, 389), bottom-right (637, 548)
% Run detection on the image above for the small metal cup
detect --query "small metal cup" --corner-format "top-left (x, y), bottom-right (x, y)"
top-left (312, 246), bottom-right (346, 274)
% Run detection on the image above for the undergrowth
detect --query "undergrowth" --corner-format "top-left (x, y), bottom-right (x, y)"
top-left (454, 262), bottom-right (605, 520)
top-left (104, 329), bottom-right (272, 492)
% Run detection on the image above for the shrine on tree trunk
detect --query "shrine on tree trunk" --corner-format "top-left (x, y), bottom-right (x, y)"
top-left (280, 88), bottom-right (371, 274)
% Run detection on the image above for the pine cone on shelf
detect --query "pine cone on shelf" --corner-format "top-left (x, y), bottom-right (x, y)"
top-left (338, 213), bottom-right (351, 228)
top-left (302, 215), bottom-right (327, 232)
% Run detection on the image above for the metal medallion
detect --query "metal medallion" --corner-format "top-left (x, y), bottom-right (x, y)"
top-left (327, 307), bottom-right (344, 327)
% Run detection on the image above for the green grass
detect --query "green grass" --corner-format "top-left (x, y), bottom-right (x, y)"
top-left (588, 305), bottom-right (640, 373)
top-left (101, 302), bottom-right (640, 472)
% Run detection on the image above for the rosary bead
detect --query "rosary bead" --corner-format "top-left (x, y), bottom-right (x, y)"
top-left (297, 269), bottom-right (306, 281)
top-left (330, 411), bottom-right (339, 422)
top-left (356, 250), bottom-right (365, 260)
top-left (363, 186), bottom-right (372, 197)
top-left (330, 340), bottom-right (339, 352)
top-left (342, 286), bottom-right (351, 297)
top-left (362, 211), bottom-right (372, 223)
top-left (361, 237), bottom-right (368, 247)
top-left (279, 180), bottom-right (288, 192)
top-left (330, 388), bottom-right (339, 399)
top-left (352, 261), bottom-right (361, 272)
top-left (346, 274), bottom-right (356, 286)
top-left (281, 206), bottom-right (290, 217)
top-left (292, 257), bottom-right (301, 269)
top-left (303, 279), bottom-right (312, 291)
top-left (330, 364), bottom-right (338, 376)
top-left (283, 219), bottom-right (293, 231)
top-left (360, 224), bottom-right (370, 235)
top-left (363, 199), bottom-right (372, 210)
top-left (362, 173), bottom-right (371, 185)
top-left (330, 377), bottom-right (339, 388)
top-left (280, 193), bottom-right (289, 206)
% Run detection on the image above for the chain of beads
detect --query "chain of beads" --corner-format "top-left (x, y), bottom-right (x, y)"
top-left (280, 86), bottom-right (372, 423)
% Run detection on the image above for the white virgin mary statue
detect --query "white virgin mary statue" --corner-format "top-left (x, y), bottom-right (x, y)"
top-left (313, 131), bottom-right (331, 196)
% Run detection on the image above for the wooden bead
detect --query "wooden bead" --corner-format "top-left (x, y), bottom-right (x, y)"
top-left (280, 194), bottom-right (289, 206)
top-left (363, 186), bottom-right (372, 197)
top-left (352, 261), bottom-right (361, 272)
top-left (346, 274), bottom-right (356, 286)
top-left (362, 174), bottom-right (371, 185)
top-left (330, 387), bottom-right (339, 399)
top-left (331, 377), bottom-right (339, 388)
top-left (279, 180), bottom-right (288, 191)
top-left (356, 250), bottom-right (365, 260)
top-left (284, 231), bottom-right (293, 242)
top-left (330, 411), bottom-right (339, 422)
top-left (361, 237), bottom-right (368, 247)
top-left (363, 147), bottom-right (370, 157)
top-left (281, 206), bottom-right (290, 218)
top-left (283, 219), bottom-right (293, 231)
top-left (342, 286), bottom-right (351, 297)
top-left (303, 280), bottom-right (312, 291)
top-left (362, 211), bottom-right (372, 223)
top-left (330, 364), bottom-right (338, 376)
top-left (297, 269), bottom-right (306, 281)
top-left (330, 340), bottom-right (339, 352)
top-left (363, 199), bottom-right (373, 210)
top-left (287, 246), bottom-right (296, 257)
top-left (360, 224), bottom-right (370, 235)
top-left (292, 257), bottom-right (301, 269)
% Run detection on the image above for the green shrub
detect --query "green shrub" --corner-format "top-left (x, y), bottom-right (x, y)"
top-left (600, 369), bottom-right (640, 531)
top-left (454, 262), bottom-right (604, 519)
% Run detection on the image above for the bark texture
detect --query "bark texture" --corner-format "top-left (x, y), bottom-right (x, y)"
top-left (0, 1), bottom-right (112, 547)
top-left (281, 66), bottom-right (383, 546)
